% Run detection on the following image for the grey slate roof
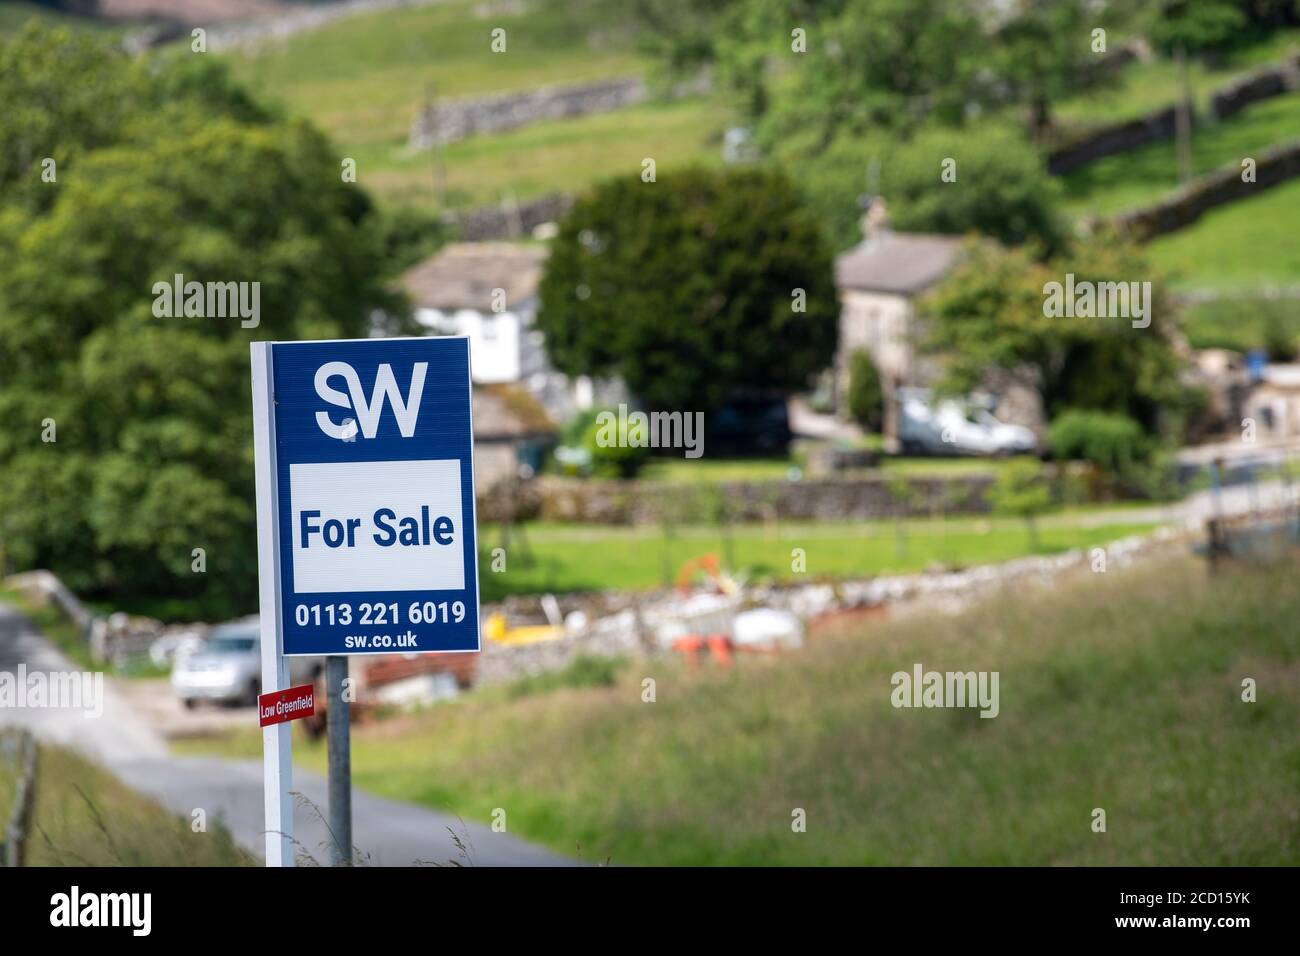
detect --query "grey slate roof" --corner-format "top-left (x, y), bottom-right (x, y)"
top-left (834, 231), bottom-right (963, 296)
top-left (402, 242), bottom-right (549, 312)
top-left (473, 383), bottom-right (557, 440)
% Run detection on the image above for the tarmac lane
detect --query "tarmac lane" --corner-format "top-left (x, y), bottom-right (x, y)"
top-left (0, 601), bottom-right (574, 866)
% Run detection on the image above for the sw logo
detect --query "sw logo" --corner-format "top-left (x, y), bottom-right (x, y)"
top-left (314, 361), bottom-right (427, 440)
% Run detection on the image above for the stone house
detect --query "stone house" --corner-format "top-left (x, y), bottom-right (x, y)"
top-left (401, 242), bottom-right (624, 425)
top-left (832, 201), bottom-right (962, 417)
top-left (472, 382), bottom-right (557, 490)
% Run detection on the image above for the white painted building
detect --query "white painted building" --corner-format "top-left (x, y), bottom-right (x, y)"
top-left (400, 242), bottom-right (622, 424)
top-left (1246, 364), bottom-right (1300, 439)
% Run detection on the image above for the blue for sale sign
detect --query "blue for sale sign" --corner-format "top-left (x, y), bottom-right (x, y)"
top-left (257, 337), bottom-right (480, 656)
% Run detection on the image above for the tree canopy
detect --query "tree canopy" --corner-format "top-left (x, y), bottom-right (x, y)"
top-left (536, 165), bottom-right (837, 416)
top-left (628, 0), bottom-right (1144, 147)
top-left (0, 26), bottom-right (408, 617)
top-left (919, 234), bottom-right (1191, 436)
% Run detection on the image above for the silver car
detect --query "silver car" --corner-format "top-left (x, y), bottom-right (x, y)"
top-left (897, 388), bottom-right (1037, 457)
top-left (171, 622), bottom-right (321, 708)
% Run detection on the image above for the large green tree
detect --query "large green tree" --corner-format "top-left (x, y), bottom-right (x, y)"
top-left (919, 235), bottom-right (1191, 436)
top-left (797, 122), bottom-right (1068, 252)
top-left (991, 0), bottom-right (1128, 139)
top-left (1150, 0), bottom-right (1251, 182)
top-left (536, 166), bottom-right (836, 414)
top-left (0, 26), bottom-right (408, 617)
top-left (625, 0), bottom-right (1141, 148)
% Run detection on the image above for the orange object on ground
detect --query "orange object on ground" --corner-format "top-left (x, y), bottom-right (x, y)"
top-left (675, 554), bottom-right (721, 594)
top-left (672, 634), bottom-right (705, 668)
top-left (706, 634), bottom-right (733, 667)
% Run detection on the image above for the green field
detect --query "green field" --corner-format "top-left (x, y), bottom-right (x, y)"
top-left (1055, 88), bottom-right (1300, 290)
top-left (476, 514), bottom-right (1161, 600)
top-left (0, 736), bottom-right (249, 866)
top-left (1148, 176), bottom-right (1300, 292)
top-left (1061, 94), bottom-right (1300, 218)
top-left (1051, 38), bottom-right (1300, 292)
top-left (879, 455), bottom-right (1036, 477)
top-left (3, 511), bottom-right (1161, 624)
top-left (227, 1), bottom-right (644, 133)
top-left (1054, 29), bottom-right (1300, 129)
top-left (180, 553), bottom-right (1300, 865)
top-left (1180, 295), bottom-right (1300, 355)
top-left (216, 0), bottom-right (1298, 285)
top-left (360, 97), bottom-right (727, 211)
top-left (221, 0), bottom-right (730, 211)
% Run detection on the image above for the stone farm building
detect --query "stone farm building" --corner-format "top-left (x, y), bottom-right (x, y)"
top-left (832, 202), bottom-right (963, 411)
top-left (471, 382), bottom-right (556, 490)
top-left (400, 242), bottom-right (624, 426)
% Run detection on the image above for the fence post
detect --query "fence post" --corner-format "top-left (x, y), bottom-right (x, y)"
top-left (4, 731), bottom-right (38, 867)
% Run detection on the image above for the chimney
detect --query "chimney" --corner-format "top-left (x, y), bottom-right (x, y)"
top-left (860, 195), bottom-right (890, 242)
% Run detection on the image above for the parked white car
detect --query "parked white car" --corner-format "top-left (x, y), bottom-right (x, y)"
top-left (897, 388), bottom-right (1037, 456)
top-left (171, 620), bottom-right (322, 708)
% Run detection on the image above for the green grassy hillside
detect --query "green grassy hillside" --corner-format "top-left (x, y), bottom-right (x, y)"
top-left (178, 552), bottom-right (1300, 865)
top-left (1149, 177), bottom-right (1300, 292)
top-left (221, 0), bottom-right (729, 212)
top-left (1062, 94), bottom-right (1300, 218)
top-left (1055, 29), bottom-right (1300, 129)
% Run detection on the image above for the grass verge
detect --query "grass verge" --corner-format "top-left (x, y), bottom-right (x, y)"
top-left (0, 735), bottom-right (250, 866)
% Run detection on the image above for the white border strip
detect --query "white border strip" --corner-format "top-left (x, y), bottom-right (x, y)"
top-left (251, 341), bottom-right (295, 867)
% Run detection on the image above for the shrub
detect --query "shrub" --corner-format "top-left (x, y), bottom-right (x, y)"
top-left (847, 350), bottom-right (884, 431)
top-left (922, 235), bottom-right (1188, 435)
top-left (1048, 410), bottom-right (1151, 475)
top-left (560, 406), bottom-right (605, 447)
top-left (583, 410), bottom-right (651, 480)
top-left (883, 124), bottom-right (1067, 252)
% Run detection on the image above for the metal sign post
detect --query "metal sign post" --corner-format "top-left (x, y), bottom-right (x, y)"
top-left (250, 336), bottom-right (481, 867)
top-left (326, 655), bottom-right (351, 865)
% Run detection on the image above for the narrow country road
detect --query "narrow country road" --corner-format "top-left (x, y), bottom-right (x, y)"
top-left (0, 603), bottom-right (573, 866)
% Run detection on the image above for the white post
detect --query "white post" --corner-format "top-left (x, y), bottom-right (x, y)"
top-left (251, 342), bottom-right (295, 867)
